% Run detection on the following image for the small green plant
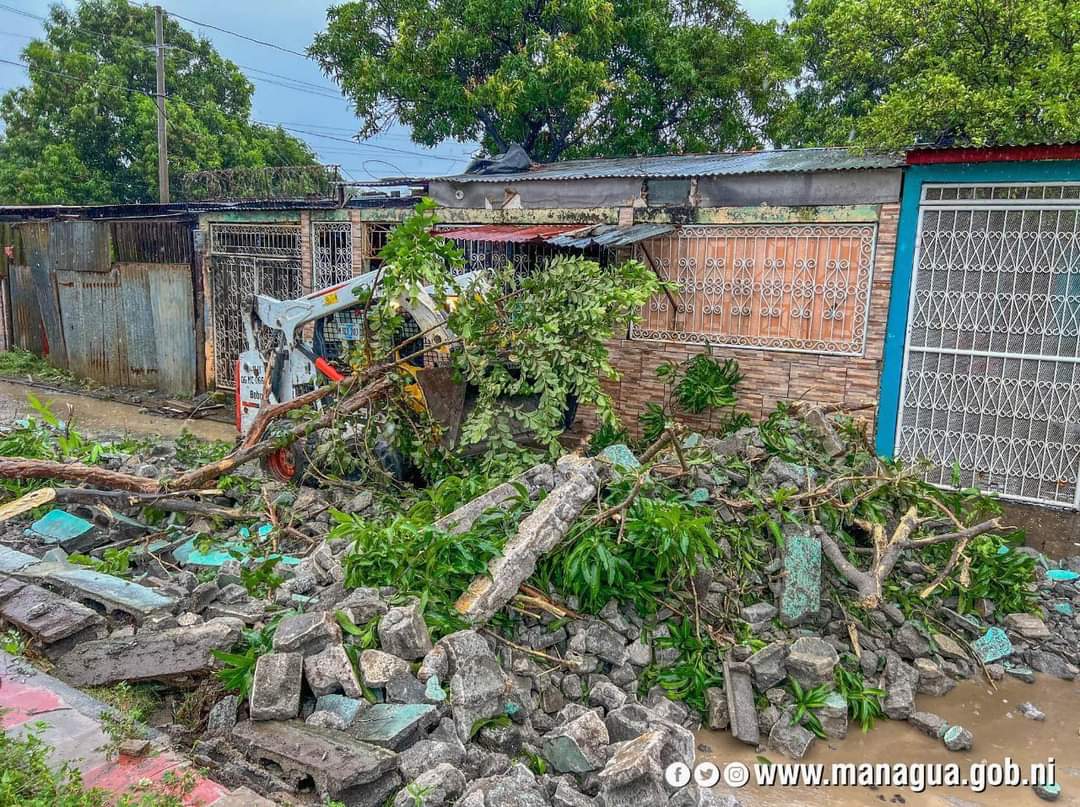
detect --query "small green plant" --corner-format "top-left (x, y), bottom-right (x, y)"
top-left (834, 664), bottom-right (885, 733)
top-left (922, 533), bottom-right (1037, 615)
top-left (174, 429), bottom-right (233, 467)
top-left (659, 353), bottom-right (741, 414)
top-left (1, 629), bottom-right (26, 656)
top-left (0, 348), bottom-right (75, 384)
top-left (238, 554), bottom-right (285, 600)
top-left (639, 619), bottom-right (724, 717)
top-left (69, 547), bottom-right (134, 578)
top-left (469, 714), bottom-right (511, 739)
top-left (404, 782), bottom-right (434, 807)
top-left (212, 624), bottom-right (277, 697)
top-left (89, 683), bottom-right (157, 759)
top-left (588, 418), bottom-right (629, 454)
top-left (788, 678), bottom-right (831, 738)
top-left (336, 611), bottom-right (380, 650)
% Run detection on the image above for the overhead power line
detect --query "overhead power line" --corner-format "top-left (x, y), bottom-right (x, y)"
top-left (0, 3), bottom-right (44, 21)
top-left (0, 55), bottom-right (154, 97)
top-left (164, 9), bottom-right (309, 59)
top-left (264, 123), bottom-right (468, 164)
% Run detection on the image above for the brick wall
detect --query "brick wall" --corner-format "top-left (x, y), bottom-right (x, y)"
top-left (579, 204), bottom-right (899, 439)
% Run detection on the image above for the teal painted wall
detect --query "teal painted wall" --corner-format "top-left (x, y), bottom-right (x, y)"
top-left (875, 159), bottom-right (1080, 456)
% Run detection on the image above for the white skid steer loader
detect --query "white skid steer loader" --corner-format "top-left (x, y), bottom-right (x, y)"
top-left (236, 270), bottom-right (577, 482)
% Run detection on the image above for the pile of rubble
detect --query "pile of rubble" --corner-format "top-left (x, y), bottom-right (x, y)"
top-left (1, 409), bottom-right (1079, 806)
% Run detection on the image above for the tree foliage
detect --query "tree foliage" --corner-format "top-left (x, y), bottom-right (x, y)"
top-left (776, 0), bottom-right (1080, 149)
top-left (0, 0), bottom-right (316, 204)
top-left (309, 0), bottom-right (793, 162)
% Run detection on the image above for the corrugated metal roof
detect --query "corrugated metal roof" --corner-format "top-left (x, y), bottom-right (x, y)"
top-left (546, 223), bottom-right (674, 248)
top-left (436, 147), bottom-right (902, 184)
top-left (436, 224), bottom-right (583, 243)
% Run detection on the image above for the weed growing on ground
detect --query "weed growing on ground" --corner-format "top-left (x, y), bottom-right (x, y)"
top-left (87, 682), bottom-right (157, 758)
top-left (174, 429), bottom-right (232, 466)
top-left (1, 628), bottom-right (26, 656)
top-left (212, 623), bottom-right (278, 697)
top-left (639, 619), bottom-right (723, 717)
top-left (0, 348), bottom-right (75, 385)
top-left (787, 678), bottom-right (831, 738)
top-left (69, 547), bottom-right (134, 578)
top-left (834, 663), bottom-right (885, 733)
top-left (335, 491), bottom-right (530, 637)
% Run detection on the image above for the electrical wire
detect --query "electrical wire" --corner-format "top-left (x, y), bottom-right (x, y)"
top-left (164, 9), bottom-right (309, 59)
top-left (265, 123), bottom-right (468, 164)
top-left (0, 3), bottom-right (44, 22)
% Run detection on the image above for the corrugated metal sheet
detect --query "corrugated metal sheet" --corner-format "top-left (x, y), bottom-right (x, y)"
top-left (436, 224), bottom-right (584, 242)
top-left (19, 223), bottom-right (68, 367)
top-left (111, 221), bottom-right (193, 263)
top-left (436, 147), bottom-right (903, 184)
top-left (545, 223), bottom-right (674, 248)
top-left (49, 221), bottom-right (111, 272)
top-left (8, 264), bottom-right (43, 355)
top-left (55, 263), bottom-right (196, 393)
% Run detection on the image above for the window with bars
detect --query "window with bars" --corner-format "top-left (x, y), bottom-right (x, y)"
top-left (630, 223), bottom-right (877, 356)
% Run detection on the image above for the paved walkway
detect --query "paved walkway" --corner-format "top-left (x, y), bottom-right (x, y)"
top-left (0, 652), bottom-right (266, 806)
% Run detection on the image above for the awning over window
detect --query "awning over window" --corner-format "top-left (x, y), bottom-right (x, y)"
top-left (435, 224), bottom-right (584, 243)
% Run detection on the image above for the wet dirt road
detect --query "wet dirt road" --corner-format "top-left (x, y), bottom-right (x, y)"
top-left (695, 674), bottom-right (1079, 806)
top-left (0, 379), bottom-right (236, 443)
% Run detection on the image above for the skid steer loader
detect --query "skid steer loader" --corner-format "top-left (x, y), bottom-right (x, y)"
top-left (235, 269), bottom-right (576, 482)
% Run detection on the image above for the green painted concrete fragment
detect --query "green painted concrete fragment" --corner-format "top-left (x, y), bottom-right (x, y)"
top-left (172, 539), bottom-right (301, 568)
top-left (349, 703), bottom-right (436, 748)
top-left (779, 533), bottom-right (821, 626)
top-left (972, 627), bottom-right (1013, 663)
top-left (598, 444), bottom-right (640, 470)
top-left (1046, 569), bottom-right (1079, 582)
top-left (26, 510), bottom-right (93, 547)
top-left (424, 675), bottom-right (447, 703)
top-left (543, 735), bottom-right (594, 773)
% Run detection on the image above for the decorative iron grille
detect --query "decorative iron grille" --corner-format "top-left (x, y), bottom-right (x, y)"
top-left (313, 221), bottom-right (353, 288)
top-left (629, 224), bottom-right (876, 355)
top-left (896, 186), bottom-right (1080, 507)
top-left (209, 223), bottom-right (303, 388)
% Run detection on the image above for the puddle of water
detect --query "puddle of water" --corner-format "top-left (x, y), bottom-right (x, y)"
top-left (695, 675), bottom-right (1080, 806)
top-left (0, 380), bottom-right (236, 443)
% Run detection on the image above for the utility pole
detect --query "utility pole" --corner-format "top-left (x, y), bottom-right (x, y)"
top-left (154, 5), bottom-right (170, 203)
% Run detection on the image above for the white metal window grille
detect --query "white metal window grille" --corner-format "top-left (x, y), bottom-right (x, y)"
top-left (313, 221), bottom-right (353, 288)
top-left (629, 224), bottom-right (876, 355)
top-left (895, 184), bottom-right (1080, 507)
top-left (209, 223), bottom-right (303, 389)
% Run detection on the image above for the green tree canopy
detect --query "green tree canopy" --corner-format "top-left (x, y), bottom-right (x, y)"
top-left (0, 0), bottom-right (317, 204)
top-left (776, 0), bottom-right (1080, 150)
top-left (309, 0), bottom-right (793, 162)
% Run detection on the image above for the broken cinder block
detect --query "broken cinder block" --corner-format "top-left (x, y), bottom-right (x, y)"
top-left (56, 617), bottom-right (243, 686)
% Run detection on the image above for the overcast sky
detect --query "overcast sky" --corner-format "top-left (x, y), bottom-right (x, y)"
top-left (0, 0), bottom-right (791, 181)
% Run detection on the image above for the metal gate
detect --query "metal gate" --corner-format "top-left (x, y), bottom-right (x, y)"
top-left (209, 223), bottom-right (303, 388)
top-left (896, 183), bottom-right (1080, 507)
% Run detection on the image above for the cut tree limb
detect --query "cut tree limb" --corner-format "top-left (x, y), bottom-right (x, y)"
top-left (0, 377), bottom-right (392, 497)
top-left (816, 512), bottom-right (1003, 609)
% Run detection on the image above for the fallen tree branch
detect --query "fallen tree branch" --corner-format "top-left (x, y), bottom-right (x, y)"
top-left (51, 488), bottom-right (252, 521)
top-left (0, 460), bottom-right (160, 493)
top-left (816, 513), bottom-right (1003, 609)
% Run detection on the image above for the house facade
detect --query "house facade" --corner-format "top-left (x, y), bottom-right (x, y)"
top-left (4, 144), bottom-right (1080, 517)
